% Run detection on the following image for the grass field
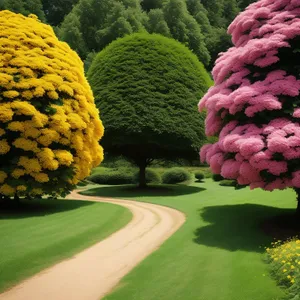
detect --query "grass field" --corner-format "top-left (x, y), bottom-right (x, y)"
top-left (82, 179), bottom-right (297, 300)
top-left (0, 198), bottom-right (132, 293)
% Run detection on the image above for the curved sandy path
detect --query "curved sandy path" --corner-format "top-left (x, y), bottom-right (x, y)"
top-left (0, 190), bottom-right (185, 300)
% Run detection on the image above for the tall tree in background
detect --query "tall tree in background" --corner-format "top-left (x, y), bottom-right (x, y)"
top-left (238, 0), bottom-right (257, 10)
top-left (201, 0), bottom-right (239, 27)
top-left (148, 0), bottom-right (210, 67)
top-left (0, 0), bottom-right (45, 20)
top-left (42, 0), bottom-right (79, 26)
top-left (141, 0), bottom-right (164, 11)
top-left (88, 33), bottom-right (212, 187)
top-left (146, 9), bottom-right (171, 37)
top-left (59, 0), bottom-right (147, 63)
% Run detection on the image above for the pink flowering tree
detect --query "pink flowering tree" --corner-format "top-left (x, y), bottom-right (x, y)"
top-left (199, 0), bottom-right (300, 213)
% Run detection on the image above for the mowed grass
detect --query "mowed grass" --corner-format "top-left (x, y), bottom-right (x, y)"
top-left (81, 179), bottom-right (298, 300)
top-left (0, 198), bottom-right (132, 292)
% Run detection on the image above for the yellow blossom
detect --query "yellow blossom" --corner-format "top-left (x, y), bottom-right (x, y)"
top-left (32, 172), bottom-right (49, 183)
top-left (13, 138), bottom-right (39, 152)
top-left (0, 140), bottom-right (10, 154)
top-left (0, 184), bottom-right (15, 196)
top-left (0, 171), bottom-right (7, 183)
top-left (17, 185), bottom-right (27, 192)
top-left (0, 10), bottom-right (104, 198)
top-left (11, 169), bottom-right (26, 179)
top-left (3, 90), bottom-right (19, 98)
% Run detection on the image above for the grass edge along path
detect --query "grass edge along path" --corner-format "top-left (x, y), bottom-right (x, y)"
top-left (81, 179), bottom-right (297, 300)
top-left (0, 198), bottom-right (132, 293)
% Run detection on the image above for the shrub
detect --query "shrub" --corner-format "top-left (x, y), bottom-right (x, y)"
top-left (133, 169), bottom-right (161, 185)
top-left (0, 11), bottom-right (104, 199)
top-left (212, 174), bottom-right (224, 182)
top-left (88, 168), bottom-right (135, 185)
top-left (194, 171), bottom-right (205, 181)
top-left (162, 168), bottom-right (192, 184)
top-left (219, 180), bottom-right (236, 187)
top-left (266, 238), bottom-right (300, 300)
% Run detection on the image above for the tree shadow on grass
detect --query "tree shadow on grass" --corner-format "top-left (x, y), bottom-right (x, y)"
top-left (81, 184), bottom-right (205, 198)
top-left (194, 204), bottom-right (295, 253)
top-left (0, 198), bottom-right (93, 220)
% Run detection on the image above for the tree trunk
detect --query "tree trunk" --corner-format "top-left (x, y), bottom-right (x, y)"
top-left (295, 188), bottom-right (300, 215)
top-left (13, 194), bottom-right (20, 204)
top-left (138, 160), bottom-right (147, 188)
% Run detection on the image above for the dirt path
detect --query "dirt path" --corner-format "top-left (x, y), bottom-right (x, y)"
top-left (0, 191), bottom-right (185, 300)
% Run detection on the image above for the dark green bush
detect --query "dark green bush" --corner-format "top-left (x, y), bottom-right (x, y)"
top-left (133, 169), bottom-right (161, 184)
top-left (162, 168), bottom-right (192, 184)
top-left (212, 174), bottom-right (224, 182)
top-left (219, 180), bottom-right (236, 187)
top-left (88, 168), bottom-right (135, 185)
top-left (194, 171), bottom-right (205, 181)
top-left (77, 179), bottom-right (92, 187)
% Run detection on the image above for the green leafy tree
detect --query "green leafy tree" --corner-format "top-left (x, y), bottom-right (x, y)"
top-left (42, 0), bottom-right (79, 26)
top-left (59, 0), bottom-right (147, 61)
top-left (146, 9), bottom-right (171, 37)
top-left (88, 33), bottom-right (212, 187)
top-left (186, 0), bottom-right (212, 35)
top-left (201, 0), bottom-right (239, 27)
top-left (0, 0), bottom-right (45, 20)
top-left (162, 0), bottom-right (210, 66)
top-left (141, 0), bottom-right (165, 11)
top-left (238, 0), bottom-right (256, 10)
top-left (206, 27), bottom-right (233, 70)
top-left (57, 12), bottom-right (87, 58)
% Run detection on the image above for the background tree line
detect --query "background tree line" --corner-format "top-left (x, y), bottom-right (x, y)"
top-left (0, 0), bottom-right (256, 70)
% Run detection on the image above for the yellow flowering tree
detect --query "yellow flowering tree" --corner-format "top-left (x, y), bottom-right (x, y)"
top-left (0, 10), bottom-right (104, 200)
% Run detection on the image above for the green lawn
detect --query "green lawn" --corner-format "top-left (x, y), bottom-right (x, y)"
top-left (81, 179), bottom-right (297, 300)
top-left (0, 198), bottom-right (132, 292)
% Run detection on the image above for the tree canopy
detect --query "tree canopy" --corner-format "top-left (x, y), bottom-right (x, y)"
top-left (0, 0), bottom-right (45, 21)
top-left (88, 33), bottom-right (212, 186)
top-left (199, 0), bottom-right (300, 211)
top-left (0, 11), bottom-right (104, 199)
top-left (0, 0), bottom-right (257, 70)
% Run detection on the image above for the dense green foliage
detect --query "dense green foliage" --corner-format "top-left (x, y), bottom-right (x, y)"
top-left (89, 168), bottom-right (135, 185)
top-left (194, 171), bottom-right (205, 181)
top-left (219, 179), bottom-right (237, 187)
top-left (58, 0), bottom-right (147, 60)
top-left (88, 33), bottom-right (212, 186)
top-left (82, 179), bottom-right (295, 300)
top-left (212, 174), bottom-right (224, 182)
top-left (134, 169), bottom-right (161, 184)
top-left (88, 167), bottom-right (161, 185)
top-left (0, 0), bottom-right (45, 20)
top-left (0, 198), bottom-right (131, 292)
top-left (162, 168), bottom-right (192, 184)
top-left (0, 0), bottom-right (258, 70)
top-left (42, 0), bottom-right (79, 26)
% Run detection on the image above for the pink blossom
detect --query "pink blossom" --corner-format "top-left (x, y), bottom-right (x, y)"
top-left (240, 161), bottom-right (262, 182)
top-left (267, 136), bottom-right (289, 153)
top-left (292, 171), bottom-right (300, 187)
top-left (239, 138), bottom-right (265, 157)
top-left (221, 159), bottom-right (241, 179)
top-left (210, 153), bottom-right (225, 174)
top-left (265, 179), bottom-right (287, 191)
top-left (267, 161), bottom-right (287, 175)
top-left (293, 108), bottom-right (300, 118)
top-left (199, 144), bottom-right (212, 163)
top-left (199, 0), bottom-right (300, 192)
